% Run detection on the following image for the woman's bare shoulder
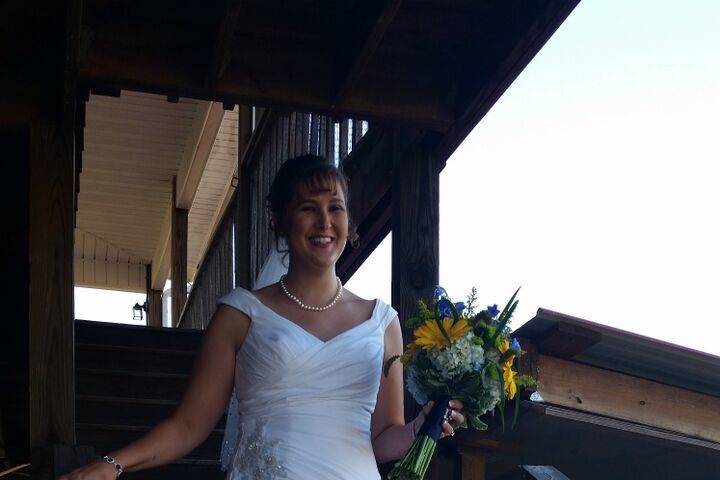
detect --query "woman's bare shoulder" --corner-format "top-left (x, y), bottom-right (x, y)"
top-left (212, 304), bottom-right (252, 351)
top-left (342, 288), bottom-right (377, 311)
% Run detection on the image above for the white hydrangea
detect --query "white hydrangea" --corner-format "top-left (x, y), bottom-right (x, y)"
top-left (427, 332), bottom-right (485, 379)
top-left (406, 364), bottom-right (430, 405)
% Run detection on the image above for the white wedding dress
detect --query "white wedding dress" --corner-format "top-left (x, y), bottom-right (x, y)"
top-left (217, 286), bottom-right (398, 479)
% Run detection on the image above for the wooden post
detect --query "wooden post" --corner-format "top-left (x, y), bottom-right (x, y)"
top-left (459, 446), bottom-right (487, 480)
top-left (2, 127), bottom-right (31, 466)
top-left (171, 178), bottom-right (188, 326)
top-left (235, 106), bottom-right (253, 289)
top-left (391, 131), bottom-right (439, 422)
top-left (29, 124), bottom-right (76, 449)
top-left (147, 290), bottom-right (164, 327)
top-left (391, 132), bottom-right (439, 328)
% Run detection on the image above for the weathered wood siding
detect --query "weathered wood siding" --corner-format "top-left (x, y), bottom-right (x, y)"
top-left (178, 197), bottom-right (235, 329)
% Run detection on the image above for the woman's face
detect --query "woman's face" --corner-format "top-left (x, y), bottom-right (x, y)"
top-left (280, 180), bottom-right (349, 272)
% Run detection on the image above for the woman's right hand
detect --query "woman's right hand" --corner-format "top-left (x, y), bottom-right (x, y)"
top-left (58, 459), bottom-right (118, 480)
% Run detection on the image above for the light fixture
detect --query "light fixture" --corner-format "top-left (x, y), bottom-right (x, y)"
top-left (132, 301), bottom-right (148, 321)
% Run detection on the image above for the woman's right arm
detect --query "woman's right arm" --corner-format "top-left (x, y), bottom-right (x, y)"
top-left (59, 305), bottom-right (251, 479)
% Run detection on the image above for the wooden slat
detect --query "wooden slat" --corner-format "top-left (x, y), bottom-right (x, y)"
top-left (339, 119), bottom-right (349, 161)
top-left (287, 112), bottom-right (297, 159)
top-left (310, 114), bottom-right (320, 155)
top-left (327, 118), bottom-right (336, 162)
top-left (318, 115), bottom-right (328, 158)
top-left (535, 354), bottom-right (720, 444)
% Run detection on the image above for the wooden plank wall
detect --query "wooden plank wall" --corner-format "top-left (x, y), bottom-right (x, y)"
top-left (73, 229), bottom-right (146, 293)
top-left (177, 109), bottom-right (369, 329)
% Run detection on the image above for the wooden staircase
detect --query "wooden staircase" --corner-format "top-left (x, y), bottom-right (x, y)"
top-left (75, 320), bottom-right (226, 479)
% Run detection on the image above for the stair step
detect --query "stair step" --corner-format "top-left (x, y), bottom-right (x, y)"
top-left (118, 459), bottom-right (225, 480)
top-left (75, 320), bottom-right (204, 351)
top-left (76, 344), bottom-right (196, 375)
top-left (76, 423), bottom-right (224, 460)
top-left (77, 368), bottom-right (189, 401)
top-left (76, 395), bottom-right (227, 428)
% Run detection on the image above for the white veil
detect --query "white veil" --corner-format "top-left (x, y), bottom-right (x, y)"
top-left (220, 236), bottom-right (289, 471)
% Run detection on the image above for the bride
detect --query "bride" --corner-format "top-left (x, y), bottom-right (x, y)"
top-left (60, 154), bottom-right (465, 479)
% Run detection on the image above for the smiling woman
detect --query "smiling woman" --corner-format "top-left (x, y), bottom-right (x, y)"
top-left (60, 154), bottom-right (466, 480)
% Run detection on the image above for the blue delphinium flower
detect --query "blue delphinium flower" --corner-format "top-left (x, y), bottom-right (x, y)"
top-left (510, 338), bottom-right (521, 351)
top-left (454, 302), bottom-right (465, 314)
top-left (438, 299), bottom-right (452, 318)
top-left (487, 304), bottom-right (500, 319)
top-left (433, 286), bottom-right (448, 299)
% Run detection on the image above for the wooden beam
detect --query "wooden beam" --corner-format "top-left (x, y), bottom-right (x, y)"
top-left (436, 0), bottom-right (580, 161)
top-left (205, 0), bottom-right (244, 89)
top-left (150, 102), bottom-right (225, 290)
top-left (79, 48), bottom-right (454, 131)
top-left (171, 179), bottom-right (188, 327)
top-left (332, 0), bottom-right (402, 106)
top-left (534, 354), bottom-right (720, 444)
top-left (176, 102), bottom-right (225, 209)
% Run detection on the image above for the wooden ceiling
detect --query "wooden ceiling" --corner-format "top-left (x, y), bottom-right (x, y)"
top-left (75, 91), bottom-right (239, 292)
top-left (76, 0), bottom-right (580, 156)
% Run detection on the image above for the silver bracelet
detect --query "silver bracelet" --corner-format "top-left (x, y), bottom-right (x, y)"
top-left (103, 455), bottom-right (123, 477)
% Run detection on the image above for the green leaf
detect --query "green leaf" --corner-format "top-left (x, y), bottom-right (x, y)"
top-left (433, 300), bottom-right (453, 345)
top-left (511, 393), bottom-right (520, 429)
top-left (498, 287), bottom-right (521, 324)
top-left (488, 287), bottom-right (521, 346)
top-left (383, 355), bottom-right (401, 377)
top-left (469, 414), bottom-right (488, 431)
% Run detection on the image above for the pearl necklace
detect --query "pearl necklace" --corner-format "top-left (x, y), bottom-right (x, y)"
top-left (280, 274), bottom-right (343, 311)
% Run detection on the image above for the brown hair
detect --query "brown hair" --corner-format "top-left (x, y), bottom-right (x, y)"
top-left (266, 155), bottom-right (359, 254)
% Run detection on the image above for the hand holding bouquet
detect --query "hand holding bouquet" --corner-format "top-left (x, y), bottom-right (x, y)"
top-left (384, 286), bottom-right (536, 480)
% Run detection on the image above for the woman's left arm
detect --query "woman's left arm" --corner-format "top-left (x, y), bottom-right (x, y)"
top-left (370, 316), bottom-right (411, 463)
top-left (370, 316), bottom-right (465, 463)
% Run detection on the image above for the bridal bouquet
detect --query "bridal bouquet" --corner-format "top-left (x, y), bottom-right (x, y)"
top-left (383, 286), bottom-right (536, 480)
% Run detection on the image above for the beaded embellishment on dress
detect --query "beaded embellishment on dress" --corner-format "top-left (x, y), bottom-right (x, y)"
top-left (231, 418), bottom-right (287, 479)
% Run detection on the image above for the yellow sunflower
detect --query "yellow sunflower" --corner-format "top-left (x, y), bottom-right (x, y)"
top-left (498, 339), bottom-right (518, 400)
top-left (413, 317), bottom-right (472, 351)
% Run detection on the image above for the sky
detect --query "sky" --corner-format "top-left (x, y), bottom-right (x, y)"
top-left (76, 0), bottom-right (720, 354)
top-left (346, 0), bottom-right (720, 355)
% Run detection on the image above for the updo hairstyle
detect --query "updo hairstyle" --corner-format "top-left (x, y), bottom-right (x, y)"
top-left (266, 155), bottom-right (360, 253)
